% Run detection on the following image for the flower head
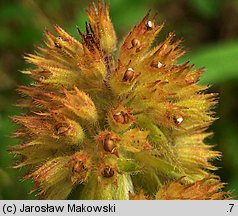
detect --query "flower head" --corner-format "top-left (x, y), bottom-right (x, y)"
top-left (12, 1), bottom-right (230, 199)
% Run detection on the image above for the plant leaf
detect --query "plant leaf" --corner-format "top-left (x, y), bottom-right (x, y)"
top-left (182, 41), bottom-right (238, 84)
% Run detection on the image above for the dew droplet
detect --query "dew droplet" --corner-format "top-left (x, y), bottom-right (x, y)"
top-left (103, 139), bottom-right (115, 153)
top-left (150, 60), bottom-right (163, 68)
top-left (146, 20), bottom-right (154, 30)
top-left (102, 167), bottom-right (114, 178)
top-left (157, 61), bottom-right (163, 68)
top-left (113, 112), bottom-right (125, 124)
top-left (175, 116), bottom-right (183, 125)
top-left (131, 38), bottom-right (141, 48)
top-left (123, 68), bottom-right (135, 82)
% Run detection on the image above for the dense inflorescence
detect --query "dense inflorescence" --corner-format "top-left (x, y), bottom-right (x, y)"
top-left (12, 1), bottom-right (229, 199)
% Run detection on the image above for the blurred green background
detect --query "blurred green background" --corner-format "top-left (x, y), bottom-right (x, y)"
top-left (0, 0), bottom-right (238, 199)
